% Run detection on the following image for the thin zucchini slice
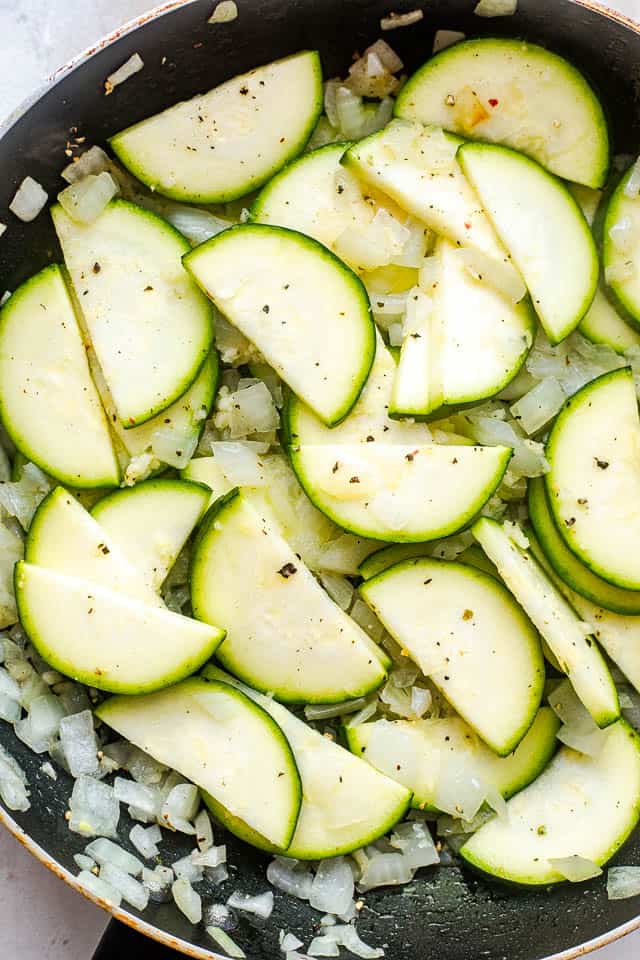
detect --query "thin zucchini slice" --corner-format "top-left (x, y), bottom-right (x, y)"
top-left (289, 442), bottom-right (511, 542)
top-left (343, 121), bottom-right (503, 258)
top-left (92, 478), bottom-right (210, 591)
top-left (0, 265), bottom-right (118, 488)
top-left (603, 161), bottom-right (640, 325)
top-left (15, 563), bottom-right (224, 694)
top-left (390, 239), bottom-right (535, 418)
top-left (191, 490), bottom-right (388, 703)
top-left (458, 143), bottom-right (598, 344)
top-left (545, 368), bottom-right (640, 590)
top-left (110, 51), bottom-right (323, 203)
top-left (52, 199), bottom-right (214, 428)
top-left (529, 477), bottom-right (640, 615)
top-left (528, 528), bottom-right (640, 696)
top-left (472, 518), bottom-right (619, 728)
top-left (359, 558), bottom-right (544, 755)
top-left (96, 677), bottom-right (301, 850)
top-left (395, 38), bottom-right (609, 189)
top-left (579, 287), bottom-right (640, 354)
top-left (184, 224), bottom-right (375, 427)
top-left (461, 720), bottom-right (640, 886)
top-left (203, 666), bottom-right (410, 859)
top-left (26, 487), bottom-right (159, 604)
top-left (345, 708), bottom-right (560, 811)
top-left (284, 331), bottom-right (431, 445)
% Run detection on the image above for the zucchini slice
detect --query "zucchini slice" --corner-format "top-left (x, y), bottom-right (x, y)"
top-left (545, 368), bottom-right (640, 590)
top-left (15, 563), bottom-right (224, 694)
top-left (359, 542), bottom-right (496, 580)
top-left (343, 121), bottom-right (503, 258)
top-left (579, 287), bottom-right (640, 354)
top-left (603, 161), bottom-right (640, 325)
top-left (203, 666), bottom-right (411, 859)
top-left (528, 528), bottom-right (640, 696)
top-left (345, 708), bottom-right (560, 811)
top-left (458, 143), bottom-right (598, 344)
top-left (284, 331), bottom-right (431, 445)
top-left (529, 477), bottom-right (640, 615)
top-left (96, 677), bottom-right (301, 850)
top-left (472, 518), bottom-right (619, 728)
top-left (395, 38), bottom-right (609, 189)
top-left (110, 51), bottom-right (323, 203)
top-left (26, 487), bottom-right (159, 604)
top-left (191, 490), bottom-right (388, 703)
top-left (52, 199), bottom-right (214, 428)
top-left (92, 478), bottom-right (210, 591)
top-left (461, 720), bottom-right (640, 886)
top-left (289, 442), bottom-right (511, 542)
top-left (0, 265), bottom-right (118, 488)
top-left (359, 558), bottom-right (544, 755)
top-left (390, 239), bottom-right (535, 418)
top-left (184, 224), bottom-right (375, 427)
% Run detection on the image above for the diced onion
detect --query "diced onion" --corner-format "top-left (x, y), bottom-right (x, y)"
top-left (129, 824), bottom-right (161, 859)
top-left (69, 777), bottom-right (120, 838)
top-left (0, 224), bottom-right (6, 239)
top-left (215, 382), bottom-right (279, 438)
top-left (454, 248), bottom-right (526, 304)
top-left (608, 217), bottom-right (633, 253)
top-left (607, 866), bottom-right (640, 900)
top-left (77, 870), bottom-right (122, 907)
top-left (309, 858), bottom-right (354, 915)
top-left (510, 378), bottom-right (566, 435)
top-left (390, 821), bottom-right (439, 869)
top-left (549, 855), bottom-right (602, 882)
top-left (172, 854), bottom-right (204, 883)
top-left (207, 927), bottom-right (246, 958)
top-left (192, 844), bottom-right (227, 868)
top-left (474, 0), bottom-right (517, 16)
top-left (84, 837), bottom-right (143, 876)
top-left (105, 53), bottom-right (144, 95)
top-left (9, 177), bottom-right (48, 223)
top-left (163, 204), bottom-right (230, 245)
top-left (15, 694), bottom-right (65, 754)
top-left (58, 171), bottom-right (118, 224)
top-left (380, 9), bottom-right (424, 29)
top-left (211, 441), bottom-right (266, 487)
top-left (74, 853), bottom-right (96, 871)
top-left (549, 679), bottom-right (610, 757)
top-left (433, 30), bottom-right (466, 53)
top-left (281, 932), bottom-right (305, 953)
top-left (308, 936), bottom-right (340, 957)
top-left (624, 158), bottom-right (640, 198)
top-left (350, 598), bottom-right (385, 642)
top-left (357, 852), bottom-right (412, 892)
top-left (113, 777), bottom-right (162, 818)
top-left (142, 864), bottom-right (174, 899)
top-left (227, 890), bottom-right (275, 918)
top-left (164, 782), bottom-right (200, 820)
top-left (208, 0), bottom-right (239, 24)
top-left (195, 808), bottom-right (214, 852)
top-left (62, 145), bottom-right (111, 184)
top-left (172, 877), bottom-right (202, 924)
top-left (267, 857), bottom-right (314, 900)
top-left (0, 744), bottom-right (30, 812)
top-left (59, 710), bottom-right (99, 777)
top-left (100, 862), bottom-right (150, 911)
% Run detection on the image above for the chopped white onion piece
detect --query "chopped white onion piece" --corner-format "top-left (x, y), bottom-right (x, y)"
top-left (358, 852), bottom-right (412, 892)
top-left (474, 0), bottom-right (517, 16)
top-left (318, 572), bottom-right (354, 611)
top-left (15, 694), bottom-right (65, 754)
top-left (304, 698), bottom-right (368, 721)
top-left (9, 177), bottom-right (48, 223)
top-left (126, 747), bottom-right (168, 786)
top-left (0, 665), bottom-right (21, 701)
top-left (215, 381), bottom-right (279, 438)
top-left (77, 870), bottom-right (122, 907)
top-left (390, 820), bottom-right (439, 868)
top-left (549, 680), bottom-right (610, 757)
top-left (0, 289), bottom-right (11, 305)
top-left (454, 248), bottom-right (526, 304)
top-left (59, 710), bottom-right (99, 777)
top-left (510, 378), bottom-right (566, 435)
top-left (321, 925), bottom-right (385, 959)
top-left (607, 866), bottom-right (640, 900)
top-left (433, 30), bottom-right (466, 53)
top-left (549, 855), bottom-right (602, 882)
top-left (193, 845), bottom-right (227, 870)
top-left (105, 53), bottom-right (144, 95)
top-left (100, 862), bottom-right (150, 910)
top-left (195, 808), bottom-right (214, 852)
top-left (309, 858), bottom-right (354, 916)
top-left (142, 864), bottom-right (174, 897)
top-left (114, 777), bottom-right (162, 818)
top-left (227, 890), bottom-right (275, 918)
top-left (267, 857), bottom-right (314, 900)
top-left (207, 927), bottom-right (246, 958)
top-left (62, 145), bottom-right (111, 184)
top-left (211, 441), bottom-right (266, 487)
top-left (409, 686), bottom-right (432, 719)
top-left (208, 0), bottom-right (239, 24)
top-left (163, 205), bottom-right (230, 245)
top-left (172, 877), bottom-right (202, 924)
top-left (380, 9), bottom-right (424, 29)
top-left (0, 744), bottom-right (30, 811)
top-left (0, 691), bottom-right (22, 722)
top-left (172, 853), bottom-right (204, 883)
top-left (308, 938), bottom-right (340, 958)
top-left (58, 171), bottom-right (118, 224)
top-left (74, 853), bottom-right (96, 871)
top-left (0, 460), bottom-right (51, 529)
top-left (86, 837), bottom-right (143, 876)
top-left (164, 782), bottom-right (200, 820)
top-left (281, 932), bottom-right (305, 953)
top-left (608, 217), bottom-right (633, 253)
top-left (350, 598), bottom-right (385, 642)
top-left (624, 158), bottom-right (640, 198)
top-left (0, 224), bottom-right (6, 239)
top-left (129, 824), bottom-right (161, 859)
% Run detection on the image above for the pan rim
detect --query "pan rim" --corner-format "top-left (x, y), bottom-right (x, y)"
top-left (1, 0), bottom-right (640, 957)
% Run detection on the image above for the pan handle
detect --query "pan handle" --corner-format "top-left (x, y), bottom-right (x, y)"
top-left (93, 919), bottom-right (178, 958)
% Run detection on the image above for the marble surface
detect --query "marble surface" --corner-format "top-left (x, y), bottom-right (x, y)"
top-left (2, 1), bottom-right (640, 958)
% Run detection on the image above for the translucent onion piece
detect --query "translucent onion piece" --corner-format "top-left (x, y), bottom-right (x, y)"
top-left (113, 777), bottom-right (162, 818)
top-left (432, 30), bottom-right (466, 52)
top-left (227, 890), bottom-right (275, 919)
top-left (208, 0), bottom-right (239, 23)
top-left (309, 858), bottom-right (354, 916)
top-left (129, 824), bottom-right (161, 860)
top-left (380, 9), bottom-right (424, 29)
top-left (192, 844), bottom-right (227, 868)
top-left (105, 53), bottom-right (144, 94)
top-left (172, 877), bottom-right (202, 924)
top-left (210, 441), bottom-right (266, 487)
top-left (100, 862), bottom-right (150, 910)
top-left (77, 870), bottom-right (122, 907)
top-left (59, 710), bottom-right (99, 778)
top-left (510, 378), bottom-right (566, 435)
top-left (172, 854), bottom-right (204, 884)
top-left (454, 248), bottom-right (526, 304)
top-left (9, 177), bottom-right (48, 223)
top-left (474, 0), bottom-right (517, 15)
top-left (607, 866), bottom-right (640, 900)
top-left (207, 927), bottom-right (246, 958)
top-left (195, 808), bottom-right (214, 852)
top-left (358, 852), bottom-right (413, 892)
top-left (85, 837), bottom-right (143, 876)
top-left (549, 855), bottom-right (602, 882)
top-left (267, 857), bottom-right (314, 900)
top-left (58, 172), bottom-right (118, 224)
top-left (390, 820), bottom-right (439, 869)
top-left (608, 217), bottom-right (633, 254)
top-left (62, 145), bottom-right (111, 184)
top-left (69, 777), bottom-right (119, 838)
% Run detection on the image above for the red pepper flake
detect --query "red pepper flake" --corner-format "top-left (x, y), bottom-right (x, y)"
top-left (488, 98), bottom-right (499, 107)
top-left (464, 221), bottom-right (472, 230)
top-left (405, 449), bottom-right (419, 462)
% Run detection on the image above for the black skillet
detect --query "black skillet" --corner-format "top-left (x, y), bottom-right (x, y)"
top-left (1, 0), bottom-right (640, 957)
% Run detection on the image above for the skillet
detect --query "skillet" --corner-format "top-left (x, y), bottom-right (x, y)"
top-left (2, 0), bottom-right (640, 957)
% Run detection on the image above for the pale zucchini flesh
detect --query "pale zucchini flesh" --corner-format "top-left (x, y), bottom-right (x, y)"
top-left (110, 51), bottom-right (323, 203)
top-left (0, 265), bottom-right (119, 488)
top-left (345, 708), bottom-right (560, 810)
top-left (461, 720), bottom-right (640, 885)
top-left (528, 477), bottom-right (640, 615)
top-left (53, 199), bottom-right (214, 427)
top-left (203, 666), bottom-right (411, 859)
top-left (545, 368), bottom-right (640, 590)
top-left (92, 479), bottom-right (210, 591)
top-left (289, 442), bottom-right (511, 542)
top-left (191, 490), bottom-right (388, 703)
top-left (360, 558), bottom-right (544, 755)
top-left (472, 518), bottom-right (620, 728)
top-left (184, 224), bottom-right (375, 427)
top-left (96, 678), bottom-right (302, 850)
top-left (458, 143), bottom-right (598, 344)
top-left (26, 487), bottom-right (160, 605)
top-left (603, 162), bottom-right (640, 325)
top-left (15, 563), bottom-right (224, 694)
top-left (395, 38), bottom-right (609, 189)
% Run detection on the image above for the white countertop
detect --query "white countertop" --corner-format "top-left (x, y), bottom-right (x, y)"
top-left (1, 1), bottom-right (640, 958)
